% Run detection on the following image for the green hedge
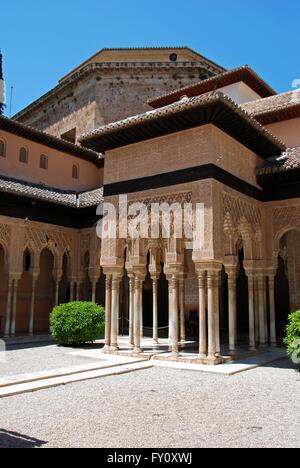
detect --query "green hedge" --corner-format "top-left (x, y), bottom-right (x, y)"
top-left (50, 302), bottom-right (105, 345)
top-left (284, 310), bottom-right (300, 364)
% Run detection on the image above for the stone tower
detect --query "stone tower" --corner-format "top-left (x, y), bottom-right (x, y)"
top-left (13, 47), bottom-right (224, 142)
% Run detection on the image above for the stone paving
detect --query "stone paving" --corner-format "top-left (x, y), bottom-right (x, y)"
top-left (0, 358), bottom-right (299, 448)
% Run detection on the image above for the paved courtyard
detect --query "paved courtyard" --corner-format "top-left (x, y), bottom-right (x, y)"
top-left (0, 355), bottom-right (299, 448)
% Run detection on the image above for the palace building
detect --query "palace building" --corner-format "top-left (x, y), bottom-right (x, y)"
top-left (1, 47), bottom-right (300, 364)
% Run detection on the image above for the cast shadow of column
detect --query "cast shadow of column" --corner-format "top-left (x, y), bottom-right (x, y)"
top-left (0, 429), bottom-right (47, 448)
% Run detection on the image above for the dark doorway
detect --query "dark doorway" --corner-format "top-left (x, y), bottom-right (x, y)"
top-left (275, 255), bottom-right (291, 337)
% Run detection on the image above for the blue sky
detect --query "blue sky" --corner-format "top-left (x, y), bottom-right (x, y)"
top-left (1, 0), bottom-right (299, 115)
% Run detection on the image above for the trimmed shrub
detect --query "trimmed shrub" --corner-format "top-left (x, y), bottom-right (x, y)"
top-left (50, 302), bottom-right (105, 345)
top-left (284, 310), bottom-right (300, 364)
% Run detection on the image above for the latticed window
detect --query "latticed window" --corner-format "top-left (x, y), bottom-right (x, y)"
top-left (40, 154), bottom-right (48, 170)
top-left (0, 139), bottom-right (6, 157)
top-left (72, 164), bottom-right (79, 179)
top-left (19, 147), bottom-right (28, 164)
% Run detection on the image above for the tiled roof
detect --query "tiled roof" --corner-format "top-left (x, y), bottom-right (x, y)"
top-left (148, 65), bottom-right (276, 108)
top-left (256, 147), bottom-right (300, 176)
top-left (0, 115), bottom-right (103, 167)
top-left (242, 90), bottom-right (300, 123)
top-left (80, 92), bottom-right (285, 158)
top-left (0, 175), bottom-right (103, 208)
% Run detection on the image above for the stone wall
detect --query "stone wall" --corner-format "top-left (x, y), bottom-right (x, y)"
top-left (15, 63), bottom-right (216, 140)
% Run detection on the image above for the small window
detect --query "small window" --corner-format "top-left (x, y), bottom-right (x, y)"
top-left (0, 139), bottom-right (6, 158)
top-left (72, 164), bottom-right (79, 179)
top-left (19, 147), bottom-right (28, 164)
top-left (40, 154), bottom-right (48, 170)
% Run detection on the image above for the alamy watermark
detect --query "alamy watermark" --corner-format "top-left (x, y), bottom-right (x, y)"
top-left (96, 195), bottom-right (205, 249)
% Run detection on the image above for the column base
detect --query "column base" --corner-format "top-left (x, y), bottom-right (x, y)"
top-left (152, 339), bottom-right (159, 345)
top-left (249, 346), bottom-right (256, 352)
top-left (102, 345), bottom-right (111, 354)
top-left (110, 345), bottom-right (119, 353)
top-left (170, 352), bottom-right (180, 359)
top-left (133, 347), bottom-right (142, 355)
top-left (198, 353), bottom-right (207, 360)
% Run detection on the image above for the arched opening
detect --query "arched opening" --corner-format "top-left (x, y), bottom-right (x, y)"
top-left (142, 252), bottom-right (153, 336)
top-left (274, 229), bottom-right (300, 337)
top-left (0, 244), bottom-right (8, 335)
top-left (35, 249), bottom-right (55, 332)
top-left (16, 249), bottom-right (32, 334)
top-left (157, 262), bottom-right (169, 336)
top-left (236, 247), bottom-right (249, 345)
top-left (58, 253), bottom-right (70, 305)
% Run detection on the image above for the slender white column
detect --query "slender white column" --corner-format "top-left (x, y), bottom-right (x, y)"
top-left (10, 279), bottom-right (19, 337)
top-left (76, 282), bottom-right (81, 301)
top-left (179, 279), bottom-right (186, 343)
top-left (254, 277), bottom-right (260, 343)
top-left (70, 282), bottom-right (75, 302)
top-left (140, 281), bottom-right (144, 339)
top-left (215, 272), bottom-right (221, 356)
top-left (227, 270), bottom-right (237, 354)
top-left (110, 276), bottom-right (120, 351)
top-left (168, 282), bottom-right (172, 341)
top-left (54, 279), bottom-right (60, 307)
top-left (258, 275), bottom-right (267, 345)
top-left (268, 274), bottom-right (277, 346)
top-left (247, 272), bottom-right (256, 350)
top-left (133, 277), bottom-right (142, 354)
top-left (4, 278), bottom-right (13, 337)
top-left (263, 276), bottom-right (269, 343)
top-left (207, 271), bottom-right (217, 360)
top-left (103, 275), bottom-right (112, 353)
top-left (171, 276), bottom-right (179, 357)
top-left (129, 277), bottom-right (135, 347)
top-left (152, 278), bottom-right (158, 344)
top-left (29, 276), bottom-right (37, 336)
top-left (91, 281), bottom-right (97, 303)
top-left (198, 271), bottom-right (207, 359)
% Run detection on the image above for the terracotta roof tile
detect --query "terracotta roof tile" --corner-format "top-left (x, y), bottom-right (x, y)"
top-left (256, 147), bottom-right (300, 175)
top-left (242, 90), bottom-right (300, 123)
top-left (0, 176), bottom-right (103, 208)
top-left (148, 65), bottom-right (276, 108)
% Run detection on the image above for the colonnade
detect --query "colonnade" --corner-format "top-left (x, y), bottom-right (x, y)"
top-left (102, 261), bottom-right (278, 364)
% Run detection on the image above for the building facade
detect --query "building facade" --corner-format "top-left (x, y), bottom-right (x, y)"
top-left (0, 48), bottom-right (299, 364)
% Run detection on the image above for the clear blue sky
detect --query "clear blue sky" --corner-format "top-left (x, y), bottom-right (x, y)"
top-left (1, 0), bottom-right (299, 116)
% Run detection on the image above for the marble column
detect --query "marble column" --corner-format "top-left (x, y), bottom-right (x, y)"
top-left (110, 276), bottom-right (120, 351)
top-left (227, 269), bottom-right (237, 354)
top-left (129, 276), bottom-right (135, 347)
top-left (254, 277), bottom-right (260, 343)
top-left (152, 277), bottom-right (158, 344)
top-left (263, 276), bottom-right (269, 343)
top-left (207, 271), bottom-right (218, 360)
top-left (268, 274), bottom-right (277, 346)
top-left (54, 278), bottom-right (61, 306)
top-left (103, 275), bottom-right (112, 353)
top-left (168, 282), bottom-right (172, 341)
top-left (171, 276), bottom-right (179, 357)
top-left (91, 280), bottom-right (97, 303)
top-left (198, 271), bottom-right (207, 359)
top-left (4, 278), bottom-right (13, 337)
top-left (133, 276), bottom-right (142, 354)
top-left (76, 282), bottom-right (81, 301)
top-left (70, 281), bottom-right (75, 302)
top-left (29, 275), bottom-right (37, 336)
top-left (215, 272), bottom-right (221, 356)
top-left (179, 279), bottom-right (186, 343)
top-left (10, 279), bottom-right (19, 337)
top-left (247, 272), bottom-right (256, 350)
top-left (257, 275), bottom-right (267, 346)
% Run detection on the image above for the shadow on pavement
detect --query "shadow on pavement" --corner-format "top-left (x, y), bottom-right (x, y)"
top-left (0, 429), bottom-right (47, 448)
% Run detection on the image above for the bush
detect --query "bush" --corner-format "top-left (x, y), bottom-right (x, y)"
top-left (284, 310), bottom-right (300, 364)
top-left (50, 302), bottom-right (105, 345)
